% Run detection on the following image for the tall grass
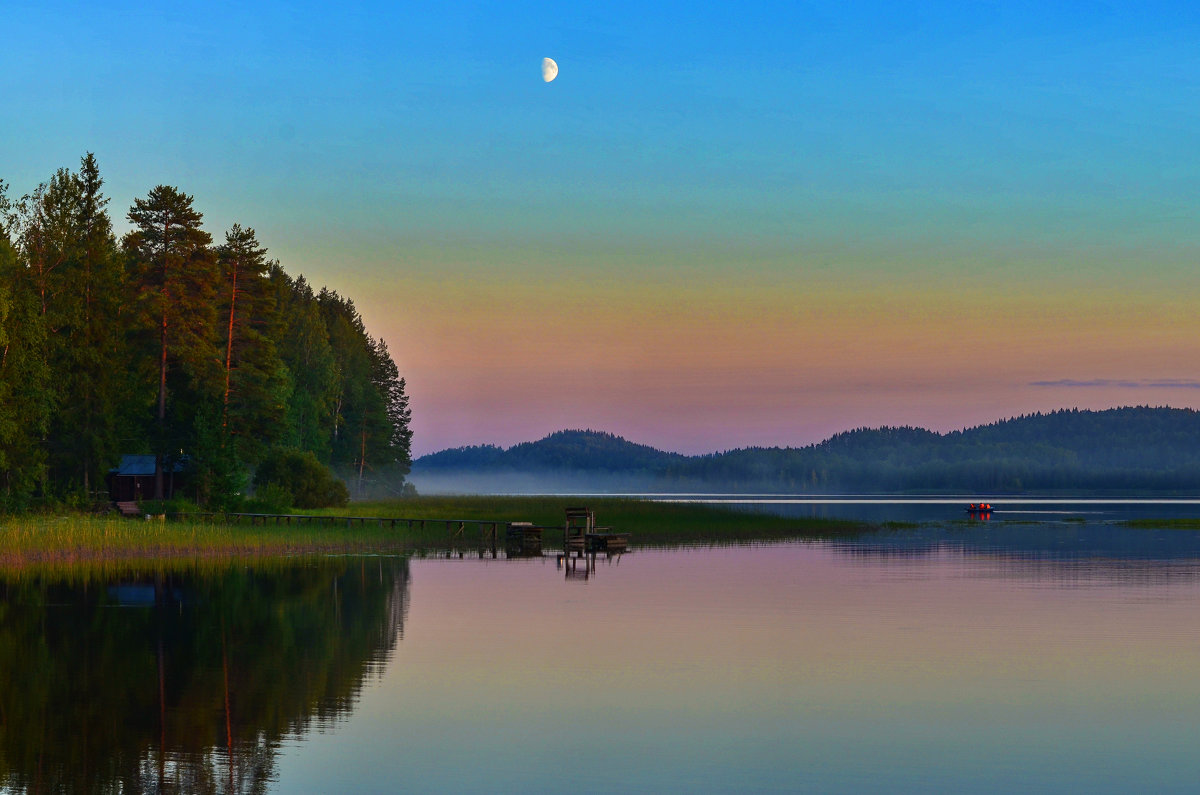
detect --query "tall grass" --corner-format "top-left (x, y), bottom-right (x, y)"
top-left (0, 498), bottom-right (865, 576)
top-left (1122, 518), bottom-right (1200, 530)
top-left (311, 496), bottom-right (867, 546)
top-left (0, 514), bottom-right (404, 574)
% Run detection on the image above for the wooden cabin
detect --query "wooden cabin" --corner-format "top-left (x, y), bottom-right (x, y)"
top-left (106, 455), bottom-right (188, 502)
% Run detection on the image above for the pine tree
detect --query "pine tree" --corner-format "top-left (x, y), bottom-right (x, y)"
top-left (124, 186), bottom-right (218, 500)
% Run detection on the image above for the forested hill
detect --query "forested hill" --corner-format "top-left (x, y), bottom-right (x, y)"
top-left (413, 408), bottom-right (1200, 493)
top-left (0, 155), bottom-right (412, 508)
top-left (418, 430), bottom-right (686, 473)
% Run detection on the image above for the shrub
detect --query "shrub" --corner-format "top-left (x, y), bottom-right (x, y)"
top-left (242, 482), bottom-right (293, 514)
top-left (139, 496), bottom-right (202, 515)
top-left (252, 449), bottom-right (349, 509)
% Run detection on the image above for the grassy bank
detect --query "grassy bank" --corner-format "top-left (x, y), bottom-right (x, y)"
top-left (1122, 518), bottom-right (1200, 530)
top-left (0, 513), bottom-right (406, 578)
top-left (308, 496), bottom-right (866, 546)
top-left (0, 497), bottom-right (864, 575)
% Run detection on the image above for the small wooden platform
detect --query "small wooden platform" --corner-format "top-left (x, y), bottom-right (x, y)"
top-left (585, 532), bottom-right (629, 554)
top-left (505, 522), bottom-right (543, 556)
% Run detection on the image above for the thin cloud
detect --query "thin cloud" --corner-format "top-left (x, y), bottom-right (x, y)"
top-left (1030, 378), bottom-right (1200, 389)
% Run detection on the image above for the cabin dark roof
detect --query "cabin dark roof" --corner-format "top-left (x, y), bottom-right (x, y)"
top-left (110, 455), bottom-right (187, 476)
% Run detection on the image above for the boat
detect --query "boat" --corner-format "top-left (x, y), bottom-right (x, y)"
top-left (966, 503), bottom-right (995, 515)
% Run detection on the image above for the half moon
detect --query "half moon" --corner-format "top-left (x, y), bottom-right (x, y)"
top-left (542, 57), bottom-right (558, 83)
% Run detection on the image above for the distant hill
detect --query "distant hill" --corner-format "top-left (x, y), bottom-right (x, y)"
top-left (413, 430), bottom-right (685, 491)
top-left (417, 429), bottom-right (684, 473)
top-left (410, 407), bottom-right (1200, 494)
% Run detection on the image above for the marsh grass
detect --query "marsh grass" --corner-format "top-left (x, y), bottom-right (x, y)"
top-left (308, 496), bottom-right (866, 546)
top-left (0, 513), bottom-right (406, 580)
top-left (1122, 518), bottom-right (1200, 530)
top-left (0, 497), bottom-right (864, 576)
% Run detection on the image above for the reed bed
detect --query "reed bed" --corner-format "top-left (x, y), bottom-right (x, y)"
top-left (0, 514), bottom-right (404, 574)
top-left (1122, 518), bottom-right (1200, 530)
top-left (0, 497), bottom-right (864, 577)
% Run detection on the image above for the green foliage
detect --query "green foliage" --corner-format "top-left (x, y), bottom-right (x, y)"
top-left (0, 237), bottom-right (52, 509)
top-left (191, 404), bottom-right (248, 509)
top-left (244, 481), bottom-right (294, 513)
top-left (312, 495), bottom-right (865, 547)
top-left (217, 224), bottom-right (288, 464)
top-left (139, 495), bottom-right (203, 515)
top-left (268, 268), bottom-right (339, 458)
top-left (124, 185), bottom-right (220, 499)
top-left (48, 154), bottom-right (128, 497)
top-left (318, 290), bottom-right (414, 496)
top-left (253, 448), bottom-right (349, 509)
top-left (0, 156), bottom-right (413, 510)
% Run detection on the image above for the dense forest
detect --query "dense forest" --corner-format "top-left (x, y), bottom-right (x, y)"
top-left (414, 408), bottom-right (1200, 494)
top-left (0, 154), bottom-right (412, 510)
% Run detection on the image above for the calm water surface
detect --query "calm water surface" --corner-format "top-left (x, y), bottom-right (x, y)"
top-left (4, 524), bottom-right (1200, 793)
top-left (654, 495), bottom-right (1200, 523)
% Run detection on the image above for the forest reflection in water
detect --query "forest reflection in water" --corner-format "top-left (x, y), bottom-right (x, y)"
top-left (0, 555), bottom-right (409, 794)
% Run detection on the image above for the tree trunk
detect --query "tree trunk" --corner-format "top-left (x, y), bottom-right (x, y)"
top-left (155, 219), bottom-right (169, 499)
top-left (223, 264), bottom-right (238, 437)
top-left (358, 427), bottom-right (367, 497)
top-left (156, 304), bottom-right (167, 501)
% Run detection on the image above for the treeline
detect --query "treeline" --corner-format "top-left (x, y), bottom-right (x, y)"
top-left (0, 154), bottom-right (412, 509)
top-left (414, 408), bottom-right (1200, 493)
top-left (672, 407), bottom-right (1200, 492)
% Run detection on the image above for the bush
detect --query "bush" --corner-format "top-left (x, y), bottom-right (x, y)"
top-left (139, 496), bottom-right (202, 515)
top-left (252, 449), bottom-right (349, 509)
top-left (242, 482), bottom-right (293, 514)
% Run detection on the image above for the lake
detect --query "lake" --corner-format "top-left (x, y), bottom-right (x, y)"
top-left (3, 521), bottom-right (1200, 792)
top-left (651, 495), bottom-right (1200, 523)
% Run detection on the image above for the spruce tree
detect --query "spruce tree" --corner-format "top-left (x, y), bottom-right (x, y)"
top-left (269, 268), bottom-right (338, 459)
top-left (0, 236), bottom-right (52, 507)
top-left (212, 224), bottom-right (288, 478)
top-left (71, 153), bottom-right (128, 496)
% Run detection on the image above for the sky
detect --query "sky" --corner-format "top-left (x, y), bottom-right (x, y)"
top-left (3, 0), bottom-right (1200, 455)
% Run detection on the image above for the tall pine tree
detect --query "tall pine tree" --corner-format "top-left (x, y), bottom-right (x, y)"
top-left (124, 186), bottom-right (218, 500)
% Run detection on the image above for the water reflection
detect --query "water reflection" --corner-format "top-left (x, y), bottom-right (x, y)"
top-left (0, 556), bottom-right (409, 794)
top-left (832, 524), bottom-right (1200, 585)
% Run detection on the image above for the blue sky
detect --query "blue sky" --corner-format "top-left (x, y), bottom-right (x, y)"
top-left (4, 1), bottom-right (1200, 452)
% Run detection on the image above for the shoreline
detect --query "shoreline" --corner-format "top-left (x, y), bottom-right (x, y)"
top-left (0, 496), bottom-right (866, 577)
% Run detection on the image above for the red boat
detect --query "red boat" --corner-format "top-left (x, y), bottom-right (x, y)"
top-left (966, 503), bottom-right (995, 515)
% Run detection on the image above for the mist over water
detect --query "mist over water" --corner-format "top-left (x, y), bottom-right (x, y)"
top-left (407, 469), bottom-right (660, 495)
